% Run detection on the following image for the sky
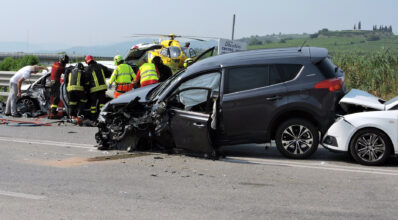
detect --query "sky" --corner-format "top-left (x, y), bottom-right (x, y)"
top-left (0, 0), bottom-right (397, 48)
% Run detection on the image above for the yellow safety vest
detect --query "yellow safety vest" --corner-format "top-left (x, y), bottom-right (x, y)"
top-left (109, 64), bottom-right (136, 85)
top-left (139, 63), bottom-right (158, 84)
top-left (67, 69), bottom-right (84, 92)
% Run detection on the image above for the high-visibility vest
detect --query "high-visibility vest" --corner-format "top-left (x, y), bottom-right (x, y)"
top-left (139, 63), bottom-right (158, 85)
top-left (110, 64), bottom-right (136, 85)
top-left (67, 68), bottom-right (84, 92)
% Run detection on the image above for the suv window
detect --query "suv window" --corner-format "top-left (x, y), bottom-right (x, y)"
top-left (316, 58), bottom-right (343, 78)
top-left (225, 66), bottom-right (269, 94)
top-left (270, 64), bottom-right (302, 85)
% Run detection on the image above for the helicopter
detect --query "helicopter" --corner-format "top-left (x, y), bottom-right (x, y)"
top-left (126, 34), bottom-right (215, 70)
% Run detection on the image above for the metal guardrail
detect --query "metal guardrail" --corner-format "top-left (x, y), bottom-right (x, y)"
top-left (0, 71), bottom-right (44, 96)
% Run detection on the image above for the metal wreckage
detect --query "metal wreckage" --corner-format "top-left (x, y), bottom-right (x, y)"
top-left (95, 71), bottom-right (220, 158)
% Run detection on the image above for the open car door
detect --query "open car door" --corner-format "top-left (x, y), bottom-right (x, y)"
top-left (168, 87), bottom-right (216, 157)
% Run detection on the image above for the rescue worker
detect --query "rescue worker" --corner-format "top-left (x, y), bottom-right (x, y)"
top-left (133, 58), bottom-right (160, 88)
top-left (5, 65), bottom-right (48, 117)
top-left (108, 55), bottom-right (136, 98)
top-left (49, 54), bottom-right (69, 119)
top-left (66, 63), bottom-right (87, 124)
top-left (85, 55), bottom-right (110, 121)
top-left (152, 56), bottom-right (172, 82)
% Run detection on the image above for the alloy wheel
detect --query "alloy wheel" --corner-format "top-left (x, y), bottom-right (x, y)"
top-left (281, 125), bottom-right (314, 155)
top-left (354, 133), bottom-right (386, 162)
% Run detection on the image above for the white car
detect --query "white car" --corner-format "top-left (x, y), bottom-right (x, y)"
top-left (323, 89), bottom-right (398, 165)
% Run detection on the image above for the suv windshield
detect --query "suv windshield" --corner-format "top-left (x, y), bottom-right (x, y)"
top-left (169, 47), bottom-right (181, 58)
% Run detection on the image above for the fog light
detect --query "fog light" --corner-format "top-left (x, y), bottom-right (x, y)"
top-left (324, 136), bottom-right (338, 147)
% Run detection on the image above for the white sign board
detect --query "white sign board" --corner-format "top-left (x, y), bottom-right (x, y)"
top-left (218, 38), bottom-right (247, 55)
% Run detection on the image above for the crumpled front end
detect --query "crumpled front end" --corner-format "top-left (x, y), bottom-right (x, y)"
top-left (95, 97), bottom-right (154, 151)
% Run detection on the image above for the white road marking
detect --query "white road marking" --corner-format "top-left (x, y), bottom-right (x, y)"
top-left (0, 136), bottom-right (94, 149)
top-left (224, 157), bottom-right (398, 177)
top-left (0, 190), bottom-right (46, 200)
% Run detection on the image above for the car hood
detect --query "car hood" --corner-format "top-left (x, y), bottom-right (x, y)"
top-left (21, 84), bottom-right (30, 92)
top-left (109, 84), bottom-right (158, 105)
top-left (339, 89), bottom-right (387, 111)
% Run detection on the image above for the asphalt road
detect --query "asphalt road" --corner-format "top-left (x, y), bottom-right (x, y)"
top-left (0, 119), bottom-right (398, 219)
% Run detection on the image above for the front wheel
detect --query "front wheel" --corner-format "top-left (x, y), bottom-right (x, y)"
top-left (275, 118), bottom-right (319, 159)
top-left (16, 97), bottom-right (39, 115)
top-left (349, 128), bottom-right (392, 166)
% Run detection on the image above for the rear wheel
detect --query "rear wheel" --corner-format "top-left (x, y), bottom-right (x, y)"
top-left (349, 128), bottom-right (391, 166)
top-left (275, 118), bottom-right (319, 159)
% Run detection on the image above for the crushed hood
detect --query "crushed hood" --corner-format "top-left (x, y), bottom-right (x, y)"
top-left (339, 89), bottom-right (387, 111)
top-left (109, 83), bottom-right (158, 105)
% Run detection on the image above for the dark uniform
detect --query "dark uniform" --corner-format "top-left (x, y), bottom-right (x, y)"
top-left (66, 64), bottom-right (87, 117)
top-left (85, 60), bottom-right (110, 120)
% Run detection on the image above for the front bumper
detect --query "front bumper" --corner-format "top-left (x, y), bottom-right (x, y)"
top-left (322, 117), bottom-right (356, 152)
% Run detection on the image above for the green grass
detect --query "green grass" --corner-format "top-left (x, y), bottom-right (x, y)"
top-left (248, 35), bottom-right (398, 55)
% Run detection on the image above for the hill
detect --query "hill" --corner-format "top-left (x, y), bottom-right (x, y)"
top-left (242, 29), bottom-right (397, 55)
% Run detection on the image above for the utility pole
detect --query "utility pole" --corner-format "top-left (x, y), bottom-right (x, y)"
top-left (231, 14), bottom-right (236, 40)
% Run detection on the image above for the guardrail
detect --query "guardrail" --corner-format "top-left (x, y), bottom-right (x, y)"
top-left (0, 71), bottom-right (44, 96)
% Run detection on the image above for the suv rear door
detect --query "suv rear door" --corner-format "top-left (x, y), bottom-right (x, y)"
top-left (218, 65), bottom-right (288, 143)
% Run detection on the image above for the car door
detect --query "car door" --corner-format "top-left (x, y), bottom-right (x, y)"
top-left (167, 72), bottom-right (221, 155)
top-left (219, 65), bottom-right (288, 142)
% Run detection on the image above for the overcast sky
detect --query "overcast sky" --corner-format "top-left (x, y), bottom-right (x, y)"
top-left (1, 0), bottom-right (396, 47)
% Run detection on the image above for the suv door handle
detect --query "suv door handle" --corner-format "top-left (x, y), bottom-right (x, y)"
top-left (266, 96), bottom-right (282, 101)
top-left (193, 122), bottom-right (205, 127)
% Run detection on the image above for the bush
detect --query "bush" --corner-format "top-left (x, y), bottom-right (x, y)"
top-left (0, 55), bottom-right (40, 71)
top-left (279, 39), bottom-right (287, 43)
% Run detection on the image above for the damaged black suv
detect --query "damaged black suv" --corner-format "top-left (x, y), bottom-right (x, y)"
top-left (96, 47), bottom-right (345, 159)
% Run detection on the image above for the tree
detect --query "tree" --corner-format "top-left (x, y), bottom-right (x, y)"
top-left (354, 24), bottom-right (356, 30)
top-left (358, 21), bottom-right (361, 30)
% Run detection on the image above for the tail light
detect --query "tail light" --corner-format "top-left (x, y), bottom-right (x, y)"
top-left (314, 78), bottom-right (343, 92)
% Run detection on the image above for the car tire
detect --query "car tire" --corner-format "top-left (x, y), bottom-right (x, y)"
top-left (16, 97), bottom-right (39, 115)
top-left (275, 118), bottom-right (319, 159)
top-left (349, 128), bottom-right (392, 166)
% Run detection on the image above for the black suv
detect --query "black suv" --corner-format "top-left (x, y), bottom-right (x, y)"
top-left (96, 47), bottom-right (345, 159)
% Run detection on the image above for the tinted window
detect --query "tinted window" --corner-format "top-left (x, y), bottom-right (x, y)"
top-left (316, 58), bottom-right (343, 78)
top-left (226, 66), bottom-right (269, 93)
top-left (272, 64), bottom-right (302, 84)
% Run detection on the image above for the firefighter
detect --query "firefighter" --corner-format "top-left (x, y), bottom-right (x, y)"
top-left (66, 63), bottom-right (87, 124)
top-left (85, 55), bottom-right (110, 121)
top-left (108, 55), bottom-right (136, 98)
top-left (49, 54), bottom-right (69, 119)
top-left (133, 58), bottom-right (159, 88)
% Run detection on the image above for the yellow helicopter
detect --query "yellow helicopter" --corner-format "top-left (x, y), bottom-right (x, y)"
top-left (129, 34), bottom-right (211, 69)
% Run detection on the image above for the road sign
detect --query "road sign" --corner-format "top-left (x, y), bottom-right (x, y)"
top-left (218, 38), bottom-right (247, 55)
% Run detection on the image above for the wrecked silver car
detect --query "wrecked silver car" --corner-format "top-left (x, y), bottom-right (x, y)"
top-left (17, 72), bottom-right (52, 116)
